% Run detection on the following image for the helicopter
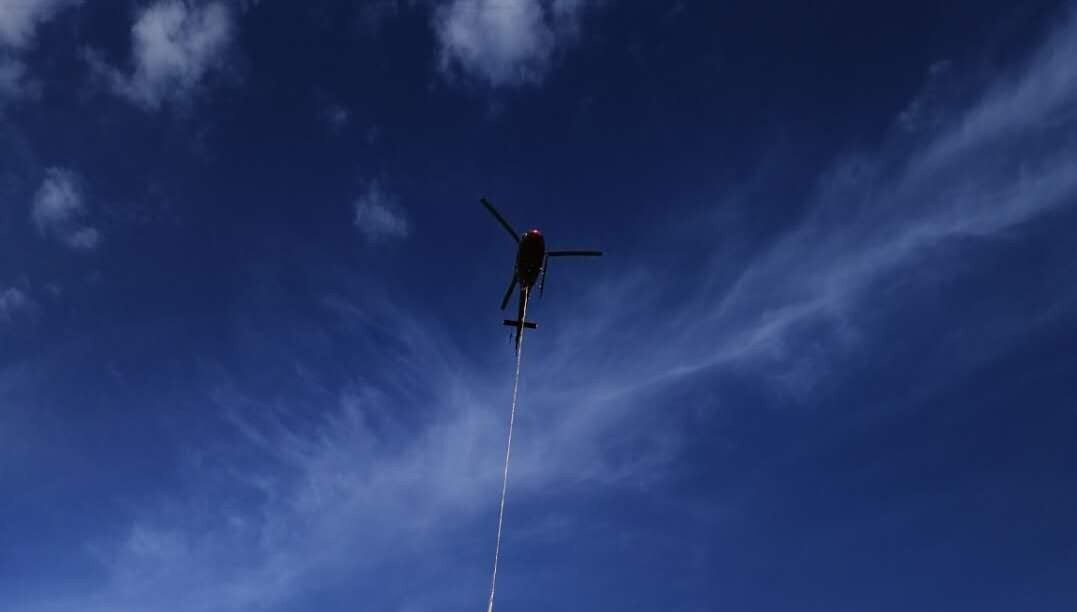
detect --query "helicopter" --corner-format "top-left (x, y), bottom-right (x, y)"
top-left (480, 197), bottom-right (602, 350)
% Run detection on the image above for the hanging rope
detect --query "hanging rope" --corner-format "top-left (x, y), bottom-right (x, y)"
top-left (486, 288), bottom-right (529, 612)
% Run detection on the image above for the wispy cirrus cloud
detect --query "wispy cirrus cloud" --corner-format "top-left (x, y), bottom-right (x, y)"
top-left (433, 0), bottom-right (592, 87)
top-left (88, 0), bottom-right (234, 111)
top-left (13, 8), bottom-right (1077, 612)
top-left (15, 289), bottom-right (671, 612)
top-left (587, 7), bottom-right (1077, 395)
top-left (31, 167), bottom-right (101, 252)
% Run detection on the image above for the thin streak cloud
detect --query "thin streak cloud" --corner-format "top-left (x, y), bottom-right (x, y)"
top-left (15, 11), bottom-right (1077, 612)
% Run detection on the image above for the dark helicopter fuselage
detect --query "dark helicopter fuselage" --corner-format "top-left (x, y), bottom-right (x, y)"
top-left (480, 196), bottom-right (601, 350)
top-left (515, 229), bottom-right (546, 289)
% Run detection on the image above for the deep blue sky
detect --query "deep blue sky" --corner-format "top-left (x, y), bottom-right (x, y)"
top-left (2, 1), bottom-right (1076, 611)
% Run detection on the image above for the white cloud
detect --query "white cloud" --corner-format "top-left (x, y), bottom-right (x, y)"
top-left (352, 181), bottom-right (409, 241)
top-left (433, 0), bottom-right (590, 87)
top-left (0, 286), bottom-right (34, 325)
top-left (897, 60), bottom-right (952, 133)
top-left (13, 8), bottom-right (1077, 612)
top-left (0, 0), bottom-right (79, 49)
top-left (915, 18), bottom-right (1077, 179)
top-left (585, 11), bottom-right (1077, 395)
top-left (13, 291), bottom-right (666, 612)
top-left (0, 0), bottom-right (79, 103)
top-left (92, 1), bottom-right (234, 111)
top-left (0, 55), bottom-right (33, 100)
top-left (65, 225), bottom-right (102, 250)
top-left (31, 167), bottom-right (101, 251)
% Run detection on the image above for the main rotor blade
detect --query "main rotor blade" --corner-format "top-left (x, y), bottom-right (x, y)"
top-left (480, 197), bottom-right (520, 244)
top-left (500, 275), bottom-right (517, 310)
top-left (546, 250), bottom-right (603, 257)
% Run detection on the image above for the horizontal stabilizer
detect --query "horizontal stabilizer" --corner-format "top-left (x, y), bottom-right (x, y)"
top-left (503, 319), bottom-right (537, 329)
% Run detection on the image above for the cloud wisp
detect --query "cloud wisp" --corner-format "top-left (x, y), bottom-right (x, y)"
top-left (31, 167), bottom-right (101, 252)
top-left (433, 0), bottom-right (592, 88)
top-left (353, 181), bottom-right (410, 242)
top-left (0, 0), bottom-right (81, 103)
top-left (582, 10), bottom-right (1077, 396)
top-left (89, 0), bottom-right (234, 111)
top-left (14, 9), bottom-right (1077, 612)
top-left (0, 56), bottom-right (32, 100)
top-left (0, 287), bottom-right (35, 327)
top-left (0, 0), bottom-right (79, 49)
top-left (319, 102), bottom-right (351, 132)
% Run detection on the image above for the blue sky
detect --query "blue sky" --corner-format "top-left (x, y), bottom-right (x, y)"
top-left (2, 1), bottom-right (1076, 610)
